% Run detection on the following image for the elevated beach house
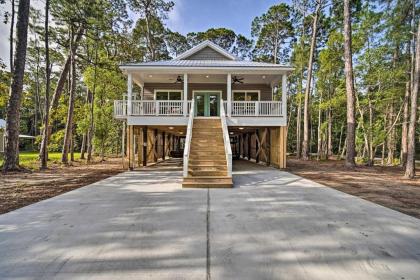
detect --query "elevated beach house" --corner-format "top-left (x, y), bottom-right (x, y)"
top-left (114, 41), bottom-right (293, 187)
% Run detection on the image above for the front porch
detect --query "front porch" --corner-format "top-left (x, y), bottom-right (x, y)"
top-left (114, 72), bottom-right (288, 127)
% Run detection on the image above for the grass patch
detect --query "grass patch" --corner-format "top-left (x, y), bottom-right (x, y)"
top-left (0, 151), bottom-right (81, 170)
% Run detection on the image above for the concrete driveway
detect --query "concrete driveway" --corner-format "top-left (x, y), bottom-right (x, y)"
top-left (1, 160), bottom-right (420, 280)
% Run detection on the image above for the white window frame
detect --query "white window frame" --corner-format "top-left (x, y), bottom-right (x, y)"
top-left (154, 89), bottom-right (183, 100)
top-left (232, 90), bottom-right (261, 101)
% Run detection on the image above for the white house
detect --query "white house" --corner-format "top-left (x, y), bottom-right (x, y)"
top-left (114, 41), bottom-right (293, 187)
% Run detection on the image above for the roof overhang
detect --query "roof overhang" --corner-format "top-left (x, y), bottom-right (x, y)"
top-left (120, 65), bottom-right (294, 75)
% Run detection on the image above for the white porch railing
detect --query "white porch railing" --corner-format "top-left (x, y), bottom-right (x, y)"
top-left (114, 100), bottom-right (127, 117)
top-left (116, 100), bottom-right (194, 116)
top-left (183, 100), bottom-right (195, 178)
top-left (220, 99), bottom-right (232, 177)
top-left (114, 100), bottom-right (283, 117)
top-left (227, 101), bottom-right (283, 116)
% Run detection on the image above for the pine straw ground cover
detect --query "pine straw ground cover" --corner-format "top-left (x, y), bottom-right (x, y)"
top-left (288, 157), bottom-right (420, 219)
top-left (0, 154), bottom-right (124, 214)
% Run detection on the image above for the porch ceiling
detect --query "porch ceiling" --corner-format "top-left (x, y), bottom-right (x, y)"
top-left (133, 73), bottom-right (281, 86)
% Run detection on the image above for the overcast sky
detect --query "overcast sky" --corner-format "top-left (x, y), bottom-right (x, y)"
top-left (0, 0), bottom-right (288, 70)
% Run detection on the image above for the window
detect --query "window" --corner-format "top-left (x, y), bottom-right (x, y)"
top-left (155, 90), bottom-right (182, 100)
top-left (233, 91), bottom-right (259, 101)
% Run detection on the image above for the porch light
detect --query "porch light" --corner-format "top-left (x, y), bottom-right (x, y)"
top-left (148, 74), bottom-right (153, 78)
top-left (239, 127), bottom-right (244, 130)
top-left (205, 75), bottom-right (209, 78)
top-left (262, 75), bottom-right (266, 79)
top-left (169, 127), bottom-right (174, 130)
top-left (229, 132), bottom-right (234, 135)
top-left (180, 132), bottom-right (183, 134)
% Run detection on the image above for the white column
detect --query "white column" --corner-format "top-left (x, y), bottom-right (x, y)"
top-left (227, 73), bottom-right (232, 117)
top-left (183, 73), bottom-right (188, 116)
top-left (127, 72), bottom-right (133, 115)
top-left (282, 74), bottom-right (288, 118)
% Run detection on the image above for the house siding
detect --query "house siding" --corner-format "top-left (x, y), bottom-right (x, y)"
top-left (143, 83), bottom-right (273, 101)
top-left (182, 46), bottom-right (231, 61)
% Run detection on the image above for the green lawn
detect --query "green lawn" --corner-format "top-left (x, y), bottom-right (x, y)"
top-left (0, 151), bottom-right (81, 169)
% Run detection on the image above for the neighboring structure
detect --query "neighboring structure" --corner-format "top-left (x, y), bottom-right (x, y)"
top-left (114, 40), bottom-right (293, 187)
top-left (0, 119), bottom-right (36, 153)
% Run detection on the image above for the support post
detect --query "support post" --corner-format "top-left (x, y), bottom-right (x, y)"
top-left (266, 128), bottom-right (271, 166)
top-left (142, 127), bottom-right (147, 166)
top-left (128, 125), bottom-right (134, 170)
top-left (127, 72), bottom-right (132, 115)
top-left (227, 73), bottom-right (232, 117)
top-left (183, 73), bottom-right (188, 116)
top-left (282, 74), bottom-right (287, 118)
top-left (247, 133), bottom-right (251, 160)
top-left (162, 132), bottom-right (166, 161)
top-left (255, 129), bottom-right (260, 163)
top-left (154, 129), bottom-right (158, 162)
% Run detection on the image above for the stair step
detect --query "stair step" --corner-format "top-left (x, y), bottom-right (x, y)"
top-left (188, 165), bottom-right (227, 171)
top-left (182, 176), bottom-right (233, 188)
top-left (189, 160), bottom-right (227, 165)
top-left (190, 149), bottom-right (226, 155)
top-left (188, 170), bottom-right (227, 176)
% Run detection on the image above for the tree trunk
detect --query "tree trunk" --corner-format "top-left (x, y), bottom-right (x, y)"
top-left (3, 0), bottom-right (31, 172)
top-left (301, 1), bottom-right (321, 160)
top-left (404, 21), bottom-right (420, 179)
top-left (80, 133), bottom-right (87, 159)
top-left (386, 103), bottom-right (395, 165)
top-left (87, 43), bottom-right (99, 163)
top-left (9, 0), bottom-right (15, 72)
top-left (317, 91), bottom-right (322, 160)
top-left (40, 0), bottom-right (50, 169)
top-left (327, 107), bottom-right (332, 158)
top-left (49, 27), bottom-right (84, 112)
top-left (401, 80), bottom-right (410, 167)
top-left (61, 27), bottom-right (76, 164)
top-left (343, 0), bottom-right (356, 167)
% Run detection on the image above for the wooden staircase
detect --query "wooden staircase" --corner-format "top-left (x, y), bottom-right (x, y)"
top-left (182, 118), bottom-right (233, 188)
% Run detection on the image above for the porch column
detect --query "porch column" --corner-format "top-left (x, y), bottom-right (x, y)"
top-left (281, 74), bottom-right (287, 118)
top-left (227, 73), bottom-right (232, 117)
top-left (127, 72), bottom-right (133, 115)
top-left (183, 73), bottom-right (188, 116)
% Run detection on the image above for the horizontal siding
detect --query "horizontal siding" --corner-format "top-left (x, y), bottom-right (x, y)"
top-left (143, 83), bottom-right (272, 101)
top-left (183, 47), bottom-right (231, 61)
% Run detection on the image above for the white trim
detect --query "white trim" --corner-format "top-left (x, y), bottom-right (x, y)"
top-left (127, 73), bottom-right (133, 115)
top-left (192, 90), bottom-right (223, 98)
top-left (227, 74), bottom-right (232, 117)
top-left (153, 89), bottom-right (183, 100)
top-left (174, 40), bottom-right (237, 61)
top-left (282, 74), bottom-right (288, 124)
top-left (232, 90), bottom-right (261, 101)
top-left (183, 73), bottom-right (188, 117)
top-left (121, 66), bottom-right (294, 74)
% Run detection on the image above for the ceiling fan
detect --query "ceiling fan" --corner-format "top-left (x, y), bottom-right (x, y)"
top-left (173, 75), bottom-right (183, 83)
top-left (232, 76), bottom-right (244, 84)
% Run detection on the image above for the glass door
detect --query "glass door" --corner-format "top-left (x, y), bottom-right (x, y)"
top-left (194, 92), bottom-right (220, 117)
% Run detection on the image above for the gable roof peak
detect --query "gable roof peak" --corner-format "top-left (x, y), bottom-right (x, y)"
top-left (174, 40), bottom-right (238, 61)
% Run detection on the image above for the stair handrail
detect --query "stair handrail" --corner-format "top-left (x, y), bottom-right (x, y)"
top-left (183, 100), bottom-right (195, 177)
top-left (220, 98), bottom-right (232, 177)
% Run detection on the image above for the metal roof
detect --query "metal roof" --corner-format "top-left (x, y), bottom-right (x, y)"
top-left (121, 60), bottom-right (292, 69)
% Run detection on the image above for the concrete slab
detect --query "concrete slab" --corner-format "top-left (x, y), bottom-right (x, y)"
top-left (210, 160), bottom-right (420, 280)
top-left (0, 170), bottom-right (207, 280)
top-left (0, 159), bottom-right (420, 280)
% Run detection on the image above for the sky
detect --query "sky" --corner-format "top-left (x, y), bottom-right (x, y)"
top-left (0, 0), bottom-right (290, 70)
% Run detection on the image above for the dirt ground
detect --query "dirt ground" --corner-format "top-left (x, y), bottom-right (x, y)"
top-left (0, 158), bottom-right (124, 214)
top-left (288, 158), bottom-right (420, 219)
